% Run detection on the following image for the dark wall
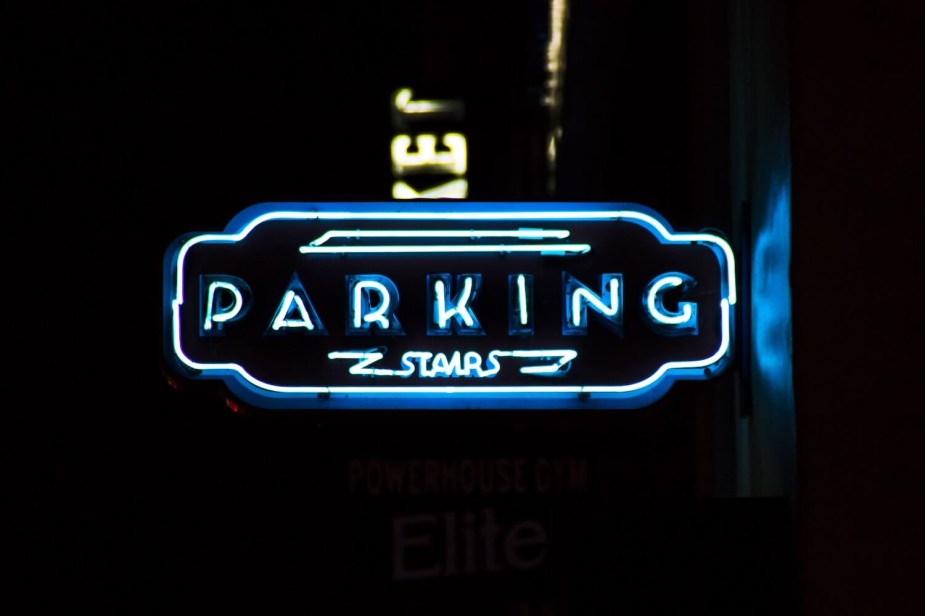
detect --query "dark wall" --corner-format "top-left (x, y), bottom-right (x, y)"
top-left (790, 0), bottom-right (924, 614)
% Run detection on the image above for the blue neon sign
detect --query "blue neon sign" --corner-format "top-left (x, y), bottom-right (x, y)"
top-left (163, 202), bottom-right (736, 410)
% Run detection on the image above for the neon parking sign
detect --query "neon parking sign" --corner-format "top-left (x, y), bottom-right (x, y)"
top-left (163, 202), bottom-right (736, 410)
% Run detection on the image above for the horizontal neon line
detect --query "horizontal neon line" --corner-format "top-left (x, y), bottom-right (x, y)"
top-left (299, 243), bottom-right (590, 255)
top-left (305, 228), bottom-right (570, 247)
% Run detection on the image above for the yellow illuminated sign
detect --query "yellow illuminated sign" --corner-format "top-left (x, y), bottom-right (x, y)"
top-left (390, 88), bottom-right (468, 199)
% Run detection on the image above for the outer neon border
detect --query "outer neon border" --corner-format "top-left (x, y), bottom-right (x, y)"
top-left (163, 202), bottom-right (736, 410)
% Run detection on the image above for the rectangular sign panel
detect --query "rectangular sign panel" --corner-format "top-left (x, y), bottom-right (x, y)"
top-left (163, 202), bottom-right (736, 410)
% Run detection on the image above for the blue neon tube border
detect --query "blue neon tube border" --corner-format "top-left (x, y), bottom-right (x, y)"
top-left (163, 202), bottom-right (736, 410)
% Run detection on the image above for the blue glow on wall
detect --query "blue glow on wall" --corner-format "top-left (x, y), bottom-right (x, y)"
top-left (753, 180), bottom-right (792, 398)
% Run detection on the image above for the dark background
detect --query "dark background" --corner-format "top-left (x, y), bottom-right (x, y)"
top-left (789, 1), bottom-right (923, 614)
top-left (5, 0), bottom-right (923, 613)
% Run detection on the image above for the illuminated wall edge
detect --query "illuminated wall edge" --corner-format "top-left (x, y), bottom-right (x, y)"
top-left (162, 201), bottom-right (737, 410)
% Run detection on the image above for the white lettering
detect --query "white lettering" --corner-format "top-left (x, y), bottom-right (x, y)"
top-left (563, 273), bottom-right (624, 335)
top-left (352, 280), bottom-right (391, 328)
top-left (327, 348), bottom-right (573, 379)
top-left (270, 289), bottom-right (315, 331)
top-left (643, 272), bottom-right (699, 335)
top-left (433, 276), bottom-right (477, 329)
top-left (203, 281), bottom-right (244, 331)
top-left (391, 133), bottom-right (468, 176)
top-left (393, 178), bottom-right (468, 199)
top-left (202, 272), bottom-right (698, 341)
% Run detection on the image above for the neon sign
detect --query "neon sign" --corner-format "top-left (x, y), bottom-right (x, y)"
top-left (163, 202), bottom-right (736, 410)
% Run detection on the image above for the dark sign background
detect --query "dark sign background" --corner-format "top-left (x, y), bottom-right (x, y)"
top-left (16, 0), bottom-right (923, 613)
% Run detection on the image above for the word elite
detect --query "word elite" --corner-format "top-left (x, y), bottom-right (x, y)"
top-left (392, 508), bottom-right (547, 580)
top-left (199, 271), bottom-right (699, 338)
